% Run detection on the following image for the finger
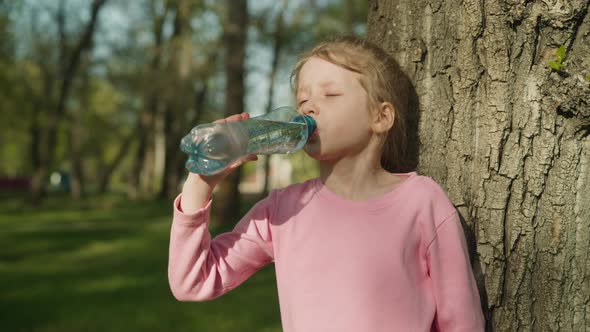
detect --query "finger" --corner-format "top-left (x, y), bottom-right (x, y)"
top-left (241, 154), bottom-right (258, 162)
top-left (225, 113), bottom-right (246, 122)
top-left (238, 155), bottom-right (257, 165)
top-left (213, 112), bottom-right (249, 124)
top-left (229, 155), bottom-right (257, 169)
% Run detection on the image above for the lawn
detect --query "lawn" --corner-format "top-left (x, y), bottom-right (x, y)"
top-left (0, 193), bottom-right (281, 332)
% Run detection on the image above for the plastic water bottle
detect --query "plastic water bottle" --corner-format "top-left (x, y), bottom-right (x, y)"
top-left (180, 106), bottom-right (316, 175)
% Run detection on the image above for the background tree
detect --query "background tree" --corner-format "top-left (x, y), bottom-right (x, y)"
top-left (127, 0), bottom-right (169, 198)
top-left (260, 0), bottom-right (289, 198)
top-left (368, 0), bottom-right (589, 330)
top-left (158, 0), bottom-right (195, 200)
top-left (212, 0), bottom-right (249, 223)
top-left (0, 3), bottom-right (30, 178)
top-left (28, 0), bottom-right (108, 204)
top-left (0, 0), bottom-right (369, 205)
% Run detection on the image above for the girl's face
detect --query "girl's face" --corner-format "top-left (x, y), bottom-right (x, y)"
top-left (296, 57), bottom-right (375, 161)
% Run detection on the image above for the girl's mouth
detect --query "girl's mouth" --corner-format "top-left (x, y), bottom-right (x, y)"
top-left (309, 130), bottom-right (319, 140)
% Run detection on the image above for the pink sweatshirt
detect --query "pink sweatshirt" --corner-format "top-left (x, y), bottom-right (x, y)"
top-left (168, 172), bottom-right (485, 331)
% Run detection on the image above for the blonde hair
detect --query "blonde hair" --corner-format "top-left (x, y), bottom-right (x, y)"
top-left (291, 36), bottom-right (417, 173)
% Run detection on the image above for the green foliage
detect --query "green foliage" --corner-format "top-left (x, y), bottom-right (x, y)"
top-left (548, 45), bottom-right (567, 72)
top-left (547, 45), bottom-right (589, 81)
top-left (0, 59), bottom-right (37, 175)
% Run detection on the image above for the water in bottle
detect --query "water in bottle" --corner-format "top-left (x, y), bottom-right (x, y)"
top-left (180, 106), bottom-right (316, 175)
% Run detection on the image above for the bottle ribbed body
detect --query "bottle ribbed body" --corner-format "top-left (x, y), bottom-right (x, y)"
top-left (180, 107), bottom-right (316, 175)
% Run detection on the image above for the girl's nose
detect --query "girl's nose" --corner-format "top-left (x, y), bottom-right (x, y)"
top-left (301, 101), bottom-right (318, 116)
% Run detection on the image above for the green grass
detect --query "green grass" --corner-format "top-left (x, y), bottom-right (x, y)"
top-left (0, 193), bottom-right (281, 332)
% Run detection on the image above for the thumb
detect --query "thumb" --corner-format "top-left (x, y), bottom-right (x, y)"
top-left (229, 154), bottom-right (258, 169)
top-left (239, 154), bottom-right (259, 165)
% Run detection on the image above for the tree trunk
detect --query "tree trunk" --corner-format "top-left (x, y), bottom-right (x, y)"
top-left (97, 129), bottom-right (136, 194)
top-left (69, 101), bottom-right (85, 199)
top-left (29, 71), bottom-right (51, 204)
top-left (262, 0), bottom-right (288, 198)
top-left (160, 103), bottom-right (175, 200)
top-left (130, 0), bottom-right (168, 199)
top-left (159, 0), bottom-right (193, 200)
top-left (214, 0), bottom-right (249, 224)
top-left (368, 0), bottom-right (589, 330)
top-left (130, 102), bottom-right (157, 198)
top-left (69, 57), bottom-right (92, 200)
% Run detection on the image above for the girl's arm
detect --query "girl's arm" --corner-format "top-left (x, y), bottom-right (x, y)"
top-left (169, 112), bottom-right (269, 301)
top-left (427, 212), bottom-right (485, 331)
top-left (168, 182), bottom-right (274, 301)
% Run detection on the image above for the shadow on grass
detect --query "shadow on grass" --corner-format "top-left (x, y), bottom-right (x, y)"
top-left (0, 193), bottom-right (281, 332)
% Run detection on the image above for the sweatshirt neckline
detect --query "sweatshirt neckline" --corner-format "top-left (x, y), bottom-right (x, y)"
top-left (313, 171), bottom-right (418, 212)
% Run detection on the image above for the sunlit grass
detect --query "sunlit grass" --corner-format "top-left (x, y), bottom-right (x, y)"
top-left (0, 193), bottom-right (281, 332)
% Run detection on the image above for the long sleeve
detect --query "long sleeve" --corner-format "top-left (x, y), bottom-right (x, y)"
top-left (427, 212), bottom-right (485, 331)
top-left (168, 192), bottom-right (275, 301)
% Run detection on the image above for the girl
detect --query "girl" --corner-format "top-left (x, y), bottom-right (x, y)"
top-left (168, 37), bottom-right (485, 331)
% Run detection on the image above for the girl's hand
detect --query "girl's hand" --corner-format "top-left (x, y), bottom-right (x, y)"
top-left (181, 112), bottom-right (257, 214)
top-left (194, 112), bottom-right (258, 188)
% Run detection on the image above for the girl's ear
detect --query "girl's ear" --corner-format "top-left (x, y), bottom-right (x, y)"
top-left (372, 102), bottom-right (395, 134)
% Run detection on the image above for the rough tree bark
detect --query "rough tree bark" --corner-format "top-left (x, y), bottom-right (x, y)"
top-left (368, 0), bottom-right (589, 330)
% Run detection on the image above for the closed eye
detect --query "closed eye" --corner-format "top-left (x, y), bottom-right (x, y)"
top-left (298, 99), bottom-right (308, 106)
top-left (325, 94), bottom-right (342, 97)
